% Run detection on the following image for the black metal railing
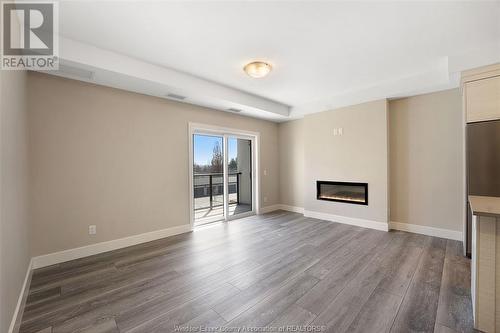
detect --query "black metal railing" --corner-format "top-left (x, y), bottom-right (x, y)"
top-left (194, 172), bottom-right (241, 210)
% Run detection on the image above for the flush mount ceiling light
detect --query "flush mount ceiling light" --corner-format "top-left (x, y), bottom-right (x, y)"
top-left (243, 61), bottom-right (272, 78)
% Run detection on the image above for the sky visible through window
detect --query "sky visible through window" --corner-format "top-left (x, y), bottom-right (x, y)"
top-left (193, 135), bottom-right (237, 166)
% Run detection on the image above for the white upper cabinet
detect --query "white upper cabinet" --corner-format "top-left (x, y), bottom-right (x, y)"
top-left (462, 63), bottom-right (500, 123)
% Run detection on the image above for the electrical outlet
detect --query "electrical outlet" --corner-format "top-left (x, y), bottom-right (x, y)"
top-left (88, 225), bottom-right (96, 235)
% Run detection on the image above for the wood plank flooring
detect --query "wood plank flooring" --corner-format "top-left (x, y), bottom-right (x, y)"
top-left (19, 211), bottom-right (477, 333)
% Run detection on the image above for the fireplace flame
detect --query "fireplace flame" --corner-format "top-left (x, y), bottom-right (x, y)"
top-left (319, 194), bottom-right (366, 203)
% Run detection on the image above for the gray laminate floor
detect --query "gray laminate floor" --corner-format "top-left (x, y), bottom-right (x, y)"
top-left (19, 211), bottom-right (477, 333)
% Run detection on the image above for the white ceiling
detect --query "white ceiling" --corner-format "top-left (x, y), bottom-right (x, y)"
top-left (52, 1), bottom-right (500, 120)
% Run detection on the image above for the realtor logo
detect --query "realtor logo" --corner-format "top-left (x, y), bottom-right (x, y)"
top-left (1, 1), bottom-right (58, 70)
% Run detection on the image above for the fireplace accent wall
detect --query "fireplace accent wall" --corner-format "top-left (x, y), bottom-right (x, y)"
top-left (316, 181), bottom-right (368, 205)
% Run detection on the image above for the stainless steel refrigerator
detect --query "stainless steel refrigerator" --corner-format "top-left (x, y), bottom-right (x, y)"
top-left (466, 119), bottom-right (500, 255)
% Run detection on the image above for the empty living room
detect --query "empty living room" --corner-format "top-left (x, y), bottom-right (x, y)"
top-left (1, 1), bottom-right (500, 332)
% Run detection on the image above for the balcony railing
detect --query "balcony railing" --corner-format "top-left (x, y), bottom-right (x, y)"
top-left (194, 172), bottom-right (241, 210)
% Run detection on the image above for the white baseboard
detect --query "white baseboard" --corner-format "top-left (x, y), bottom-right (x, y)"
top-left (304, 210), bottom-right (389, 232)
top-left (259, 204), bottom-right (281, 214)
top-left (259, 204), bottom-right (305, 214)
top-left (389, 221), bottom-right (462, 241)
top-left (260, 205), bottom-right (387, 231)
top-left (32, 224), bottom-right (192, 269)
top-left (304, 210), bottom-right (389, 231)
top-left (28, 215), bottom-right (461, 271)
top-left (257, 205), bottom-right (462, 240)
top-left (9, 259), bottom-right (33, 333)
top-left (278, 204), bottom-right (305, 214)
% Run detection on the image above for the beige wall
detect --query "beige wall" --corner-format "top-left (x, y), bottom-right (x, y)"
top-left (389, 89), bottom-right (464, 231)
top-left (304, 100), bottom-right (389, 224)
top-left (278, 119), bottom-right (304, 208)
top-left (0, 68), bottom-right (30, 333)
top-left (28, 72), bottom-right (279, 256)
top-left (0, 11), bottom-right (31, 333)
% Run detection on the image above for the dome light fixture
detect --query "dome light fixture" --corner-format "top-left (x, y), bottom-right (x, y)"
top-left (243, 61), bottom-right (272, 78)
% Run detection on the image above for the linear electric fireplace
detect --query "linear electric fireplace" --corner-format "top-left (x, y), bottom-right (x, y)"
top-left (316, 181), bottom-right (368, 205)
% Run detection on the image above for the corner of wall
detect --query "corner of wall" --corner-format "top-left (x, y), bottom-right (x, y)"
top-left (1, 66), bottom-right (31, 333)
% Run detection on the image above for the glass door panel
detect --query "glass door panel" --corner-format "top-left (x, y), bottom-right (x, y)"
top-left (193, 134), bottom-right (225, 226)
top-left (227, 137), bottom-right (252, 217)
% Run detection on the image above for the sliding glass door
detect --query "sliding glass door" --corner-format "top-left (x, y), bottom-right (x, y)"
top-left (227, 137), bottom-right (252, 218)
top-left (193, 134), bottom-right (225, 225)
top-left (192, 131), bottom-right (254, 227)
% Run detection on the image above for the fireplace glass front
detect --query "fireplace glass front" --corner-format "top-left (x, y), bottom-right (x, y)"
top-left (316, 181), bottom-right (368, 205)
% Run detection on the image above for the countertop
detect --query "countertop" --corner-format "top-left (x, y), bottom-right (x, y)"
top-left (469, 195), bottom-right (500, 218)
